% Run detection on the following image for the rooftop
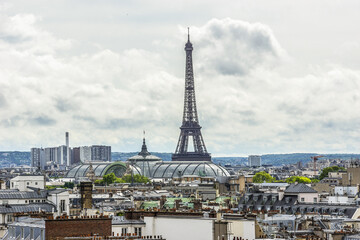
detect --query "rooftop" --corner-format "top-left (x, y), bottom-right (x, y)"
top-left (0, 189), bottom-right (47, 199)
top-left (284, 183), bottom-right (317, 193)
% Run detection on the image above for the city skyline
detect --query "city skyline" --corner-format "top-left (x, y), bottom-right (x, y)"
top-left (1, 1), bottom-right (360, 156)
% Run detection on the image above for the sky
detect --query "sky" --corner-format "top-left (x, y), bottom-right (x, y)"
top-left (1, 0), bottom-right (360, 156)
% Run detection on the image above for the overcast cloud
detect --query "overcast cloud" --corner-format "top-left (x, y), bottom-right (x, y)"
top-left (1, 1), bottom-right (360, 156)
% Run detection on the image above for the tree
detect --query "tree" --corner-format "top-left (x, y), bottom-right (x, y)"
top-left (120, 174), bottom-right (150, 184)
top-left (96, 173), bottom-right (150, 185)
top-left (253, 171), bottom-right (274, 183)
top-left (63, 182), bottom-right (75, 189)
top-left (94, 179), bottom-right (103, 185)
top-left (285, 176), bottom-right (311, 184)
top-left (311, 178), bottom-right (319, 183)
top-left (102, 173), bottom-right (117, 185)
top-left (319, 166), bottom-right (346, 180)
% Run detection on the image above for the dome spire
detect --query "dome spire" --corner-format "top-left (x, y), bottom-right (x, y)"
top-left (139, 130), bottom-right (150, 157)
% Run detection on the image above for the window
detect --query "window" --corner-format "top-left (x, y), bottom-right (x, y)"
top-left (27, 182), bottom-right (30, 185)
top-left (35, 182), bottom-right (38, 185)
top-left (29, 200), bottom-right (34, 203)
top-left (60, 200), bottom-right (66, 213)
top-left (314, 197), bottom-right (318, 203)
top-left (7, 214), bottom-right (12, 223)
top-left (121, 228), bottom-right (127, 235)
top-left (135, 227), bottom-right (142, 236)
top-left (301, 198), bottom-right (305, 202)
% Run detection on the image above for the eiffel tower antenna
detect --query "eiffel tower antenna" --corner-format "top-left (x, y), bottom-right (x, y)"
top-left (187, 27), bottom-right (190, 41)
top-left (172, 30), bottom-right (211, 162)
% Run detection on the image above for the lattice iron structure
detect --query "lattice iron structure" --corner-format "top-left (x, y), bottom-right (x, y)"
top-left (172, 30), bottom-right (211, 162)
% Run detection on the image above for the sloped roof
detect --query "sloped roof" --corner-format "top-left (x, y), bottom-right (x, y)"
top-left (285, 183), bottom-right (317, 193)
top-left (0, 203), bottom-right (55, 214)
top-left (0, 190), bottom-right (47, 199)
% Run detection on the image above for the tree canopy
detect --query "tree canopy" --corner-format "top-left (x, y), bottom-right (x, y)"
top-left (95, 173), bottom-right (150, 185)
top-left (253, 171), bottom-right (274, 183)
top-left (319, 166), bottom-right (346, 180)
top-left (285, 176), bottom-right (311, 184)
top-left (253, 172), bottom-right (318, 184)
top-left (102, 173), bottom-right (118, 185)
top-left (63, 182), bottom-right (75, 189)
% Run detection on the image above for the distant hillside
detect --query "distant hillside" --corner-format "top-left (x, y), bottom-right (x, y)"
top-left (1, 151), bottom-right (360, 167)
top-left (0, 151), bottom-right (31, 167)
top-left (213, 153), bottom-right (360, 166)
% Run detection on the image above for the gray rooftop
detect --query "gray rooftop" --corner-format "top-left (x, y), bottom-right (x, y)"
top-left (0, 203), bottom-right (55, 214)
top-left (0, 189), bottom-right (47, 199)
top-left (284, 183), bottom-right (317, 193)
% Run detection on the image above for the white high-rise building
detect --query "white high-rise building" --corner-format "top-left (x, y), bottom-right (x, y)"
top-left (31, 148), bottom-right (45, 169)
top-left (80, 146), bottom-right (92, 162)
top-left (91, 145), bottom-right (111, 162)
top-left (248, 155), bottom-right (261, 167)
top-left (78, 145), bottom-right (111, 163)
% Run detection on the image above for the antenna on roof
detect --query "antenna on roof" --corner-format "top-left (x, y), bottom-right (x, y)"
top-left (187, 27), bottom-right (190, 41)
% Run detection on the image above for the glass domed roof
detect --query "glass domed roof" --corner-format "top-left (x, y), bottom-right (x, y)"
top-left (151, 161), bottom-right (230, 179)
top-left (66, 161), bottom-right (130, 178)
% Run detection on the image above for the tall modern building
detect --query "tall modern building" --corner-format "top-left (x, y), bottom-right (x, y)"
top-left (31, 147), bottom-right (45, 169)
top-left (91, 145), bottom-right (111, 162)
top-left (45, 147), bottom-right (58, 164)
top-left (79, 146), bottom-right (92, 162)
top-left (78, 145), bottom-right (111, 163)
top-left (57, 145), bottom-right (69, 166)
top-left (72, 147), bottom-right (81, 165)
top-left (172, 29), bottom-right (211, 162)
top-left (31, 132), bottom-right (72, 170)
top-left (248, 155), bottom-right (261, 167)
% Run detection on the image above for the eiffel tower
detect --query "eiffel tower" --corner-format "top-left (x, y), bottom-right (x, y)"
top-left (172, 29), bottom-right (211, 162)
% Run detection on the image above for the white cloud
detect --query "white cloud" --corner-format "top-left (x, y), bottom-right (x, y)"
top-left (0, 13), bottom-right (360, 155)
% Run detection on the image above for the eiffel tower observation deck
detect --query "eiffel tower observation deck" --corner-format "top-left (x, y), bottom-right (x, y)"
top-left (172, 29), bottom-right (211, 162)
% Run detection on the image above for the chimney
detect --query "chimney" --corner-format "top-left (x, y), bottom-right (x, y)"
top-left (193, 199), bottom-right (202, 211)
top-left (160, 195), bottom-right (166, 209)
top-left (80, 181), bottom-right (93, 210)
top-left (175, 199), bottom-right (182, 210)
